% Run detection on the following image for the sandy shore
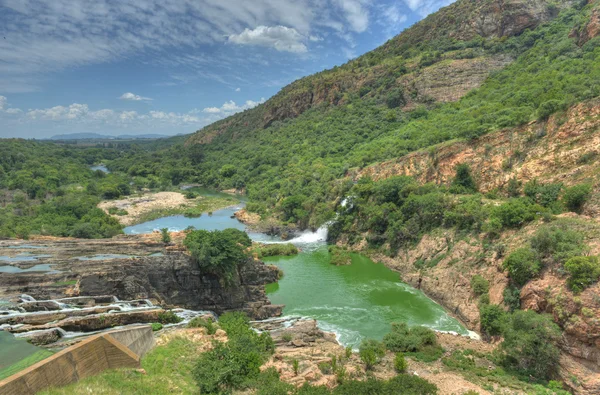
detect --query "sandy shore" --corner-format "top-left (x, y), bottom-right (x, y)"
top-left (98, 192), bottom-right (214, 226)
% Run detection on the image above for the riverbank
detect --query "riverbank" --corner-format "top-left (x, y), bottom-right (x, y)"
top-left (98, 192), bottom-right (239, 226)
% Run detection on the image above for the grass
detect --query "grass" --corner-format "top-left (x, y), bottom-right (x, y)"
top-left (0, 350), bottom-right (54, 380)
top-left (50, 280), bottom-right (78, 287)
top-left (40, 337), bottom-right (199, 394)
top-left (131, 196), bottom-right (239, 225)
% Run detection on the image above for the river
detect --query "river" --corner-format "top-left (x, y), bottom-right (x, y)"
top-left (124, 205), bottom-right (471, 348)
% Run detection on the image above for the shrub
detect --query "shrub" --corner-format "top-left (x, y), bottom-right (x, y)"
top-left (492, 198), bottom-right (538, 228)
top-left (537, 99), bottom-right (563, 120)
top-left (523, 180), bottom-right (562, 208)
top-left (470, 275), bottom-right (489, 295)
top-left (562, 184), bottom-right (592, 213)
top-left (329, 245), bottom-right (352, 266)
top-left (499, 310), bottom-right (561, 380)
top-left (253, 243), bottom-right (299, 258)
top-left (564, 256), bottom-right (600, 294)
top-left (160, 228), bottom-right (171, 244)
top-left (383, 323), bottom-right (441, 361)
top-left (479, 304), bottom-right (508, 337)
top-left (333, 375), bottom-right (438, 395)
top-left (359, 339), bottom-right (386, 370)
top-left (157, 310), bottom-right (182, 324)
top-left (530, 225), bottom-right (586, 264)
top-left (292, 359), bottom-right (299, 376)
top-left (503, 285), bottom-right (521, 312)
top-left (345, 346), bottom-right (352, 359)
top-left (193, 311), bottom-right (274, 393)
top-left (187, 316), bottom-right (217, 334)
top-left (503, 248), bottom-right (541, 286)
top-left (451, 163), bottom-right (477, 193)
top-left (151, 323), bottom-right (163, 331)
top-left (281, 332), bottom-right (293, 342)
top-left (394, 352), bottom-right (408, 373)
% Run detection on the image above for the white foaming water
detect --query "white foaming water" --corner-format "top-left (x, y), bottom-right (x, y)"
top-left (259, 225), bottom-right (328, 251)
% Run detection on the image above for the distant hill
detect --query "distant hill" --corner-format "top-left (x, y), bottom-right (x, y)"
top-left (48, 133), bottom-right (169, 140)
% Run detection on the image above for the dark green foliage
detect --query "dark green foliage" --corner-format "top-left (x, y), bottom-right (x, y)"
top-left (530, 225), bottom-right (587, 264)
top-left (383, 322), bottom-right (442, 361)
top-left (479, 304), bottom-right (508, 337)
top-left (499, 311), bottom-right (561, 380)
top-left (157, 311), bottom-right (182, 324)
top-left (491, 198), bottom-right (539, 228)
top-left (193, 312), bottom-right (274, 394)
top-left (470, 275), bottom-right (489, 295)
top-left (359, 339), bottom-right (386, 370)
top-left (503, 248), bottom-right (541, 286)
top-left (451, 163), bottom-right (477, 193)
top-left (253, 243), bottom-right (299, 258)
top-left (562, 183), bottom-right (592, 213)
top-left (523, 180), bottom-right (563, 209)
top-left (503, 285), bottom-right (522, 312)
top-left (506, 177), bottom-right (522, 197)
top-left (564, 256), bottom-right (600, 294)
top-left (160, 228), bottom-right (171, 244)
top-left (151, 323), bottom-right (163, 331)
top-left (183, 228), bottom-right (251, 282)
top-left (333, 375), bottom-right (438, 395)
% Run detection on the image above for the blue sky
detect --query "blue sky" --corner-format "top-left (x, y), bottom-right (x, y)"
top-left (0, 0), bottom-right (453, 139)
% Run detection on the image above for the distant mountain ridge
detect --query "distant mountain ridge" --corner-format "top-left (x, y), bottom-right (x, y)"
top-left (48, 133), bottom-right (169, 140)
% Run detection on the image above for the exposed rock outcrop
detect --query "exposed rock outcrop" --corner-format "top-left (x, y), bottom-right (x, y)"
top-left (0, 236), bottom-right (283, 320)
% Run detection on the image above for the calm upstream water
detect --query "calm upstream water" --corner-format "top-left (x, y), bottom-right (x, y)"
top-left (124, 203), bottom-right (470, 347)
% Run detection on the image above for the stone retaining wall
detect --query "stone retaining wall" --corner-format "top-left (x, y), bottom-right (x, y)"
top-left (0, 325), bottom-right (154, 395)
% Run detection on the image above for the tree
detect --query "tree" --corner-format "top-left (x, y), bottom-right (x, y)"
top-left (451, 163), bottom-right (477, 193)
top-left (500, 311), bottom-right (561, 380)
top-left (160, 228), bottom-right (171, 244)
top-left (503, 248), bottom-right (541, 286)
top-left (183, 228), bottom-right (251, 283)
top-left (470, 275), bottom-right (489, 295)
top-left (562, 184), bottom-right (592, 213)
top-left (359, 339), bottom-right (385, 370)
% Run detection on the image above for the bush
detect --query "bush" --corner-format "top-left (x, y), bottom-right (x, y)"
top-left (394, 352), bottom-right (408, 373)
top-left (160, 228), bottom-right (171, 244)
top-left (503, 248), bottom-right (541, 286)
top-left (451, 163), bottom-right (477, 193)
top-left (151, 323), bottom-right (163, 331)
top-left (562, 184), bottom-right (592, 213)
top-left (503, 285), bottom-right (521, 311)
top-left (383, 323), bottom-right (442, 361)
top-left (333, 375), bottom-right (438, 395)
top-left (479, 304), bottom-right (508, 337)
top-left (492, 198), bottom-right (538, 228)
top-left (329, 245), bottom-right (352, 266)
top-left (188, 316), bottom-right (217, 334)
top-left (359, 339), bottom-right (386, 370)
top-left (253, 243), bottom-right (298, 258)
top-left (184, 228), bottom-right (251, 283)
top-left (470, 275), bottom-right (489, 295)
top-left (564, 256), bottom-right (600, 294)
top-left (523, 180), bottom-right (562, 208)
top-left (157, 310), bottom-right (182, 324)
top-left (193, 311), bottom-right (274, 393)
top-left (499, 310), bottom-right (561, 380)
top-left (530, 225), bottom-right (586, 264)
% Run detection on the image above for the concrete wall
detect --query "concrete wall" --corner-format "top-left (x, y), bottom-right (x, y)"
top-left (0, 325), bottom-right (155, 395)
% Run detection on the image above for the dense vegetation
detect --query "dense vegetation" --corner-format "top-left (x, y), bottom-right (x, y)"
top-left (101, 2), bottom-right (600, 230)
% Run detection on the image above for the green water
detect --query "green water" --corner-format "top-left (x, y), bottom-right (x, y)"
top-left (0, 331), bottom-right (43, 370)
top-left (265, 246), bottom-right (470, 348)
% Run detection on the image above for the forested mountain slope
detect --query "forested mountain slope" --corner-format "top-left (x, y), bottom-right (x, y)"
top-left (179, 0), bottom-right (599, 229)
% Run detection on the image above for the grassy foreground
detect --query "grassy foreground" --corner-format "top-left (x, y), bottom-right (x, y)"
top-left (0, 350), bottom-right (54, 381)
top-left (40, 337), bottom-right (198, 395)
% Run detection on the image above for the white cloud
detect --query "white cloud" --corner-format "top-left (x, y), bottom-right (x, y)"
top-left (119, 92), bottom-right (152, 101)
top-left (333, 0), bottom-right (370, 33)
top-left (228, 26), bottom-right (308, 53)
top-left (403, 0), bottom-right (454, 17)
top-left (235, 88), bottom-right (241, 92)
top-left (5, 108), bottom-right (22, 114)
top-left (0, 0), bottom-right (391, 92)
top-left (201, 98), bottom-right (265, 115)
top-left (0, 96), bottom-right (6, 111)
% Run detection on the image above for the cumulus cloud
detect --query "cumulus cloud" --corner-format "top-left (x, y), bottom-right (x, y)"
top-left (202, 98), bottom-right (265, 116)
top-left (333, 0), bottom-right (370, 33)
top-left (119, 92), bottom-right (152, 101)
top-left (228, 26), bottom-right (308, 53)
top-left (403, 0), bottom-right (454, 17)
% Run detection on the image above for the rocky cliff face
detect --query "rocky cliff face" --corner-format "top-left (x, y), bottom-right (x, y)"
top-left (0, 236), bottom-right (283, 320)
top-left (187, 0), bottom-right (574, 147)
